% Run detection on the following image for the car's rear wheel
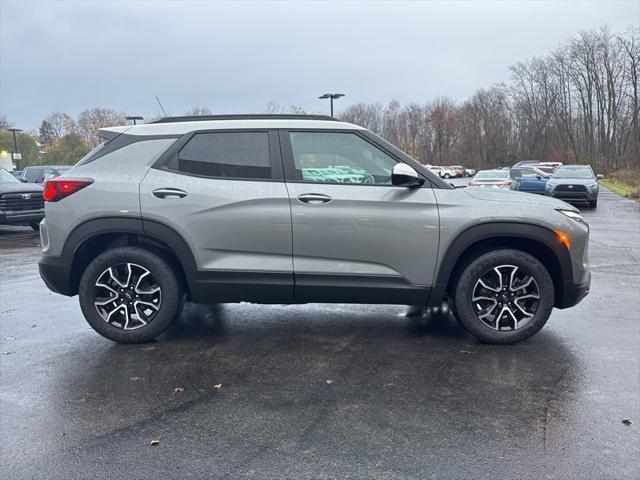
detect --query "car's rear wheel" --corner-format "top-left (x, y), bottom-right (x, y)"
top-left (453, 249), bottom-right (554, 344)
top-left (78, 247), bottom-right (182, 343)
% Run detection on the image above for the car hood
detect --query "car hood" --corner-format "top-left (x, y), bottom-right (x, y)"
top-left (547, 177), bottom-right (596, 186)
top-left (0, 182), bottom-right (43, 194)
top-left (464, 187), bottom-right (574, 209)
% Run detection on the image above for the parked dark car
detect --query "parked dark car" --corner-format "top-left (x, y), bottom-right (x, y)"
top-left (20, 165), bottom-right (72, 183)
top-left (510, 166), bottom-right (550, 194)
top-left (545, 165), bottom-right (602, 208)
top-left (0, 168), bottom-right (44, 230)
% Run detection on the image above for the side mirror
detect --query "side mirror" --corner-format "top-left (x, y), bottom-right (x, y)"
top-left (392, 163), bottom-right (424, 187)
top-left (596, 174), bottom-right (604, 179)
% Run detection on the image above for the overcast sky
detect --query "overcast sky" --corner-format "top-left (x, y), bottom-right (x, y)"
top-left (1, 0), bottom-right (638, 130)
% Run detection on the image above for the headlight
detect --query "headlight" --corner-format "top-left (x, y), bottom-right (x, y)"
top-left (589, 183), bottom-right (598, 189)
top-left (557, 209), bottom-right (585, 223)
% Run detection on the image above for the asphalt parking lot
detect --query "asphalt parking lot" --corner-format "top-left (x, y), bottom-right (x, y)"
top-left (1, 186), bottom-right (638, 479)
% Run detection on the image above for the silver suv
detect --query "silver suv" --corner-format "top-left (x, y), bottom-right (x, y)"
top-left (38, 115), bottom-right (591, 345)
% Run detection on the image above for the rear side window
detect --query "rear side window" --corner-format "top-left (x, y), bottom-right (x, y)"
top-left (175, 132), bottom-right (271, 180)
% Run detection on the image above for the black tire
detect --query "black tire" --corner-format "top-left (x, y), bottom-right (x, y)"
top-left (453, 249), bottom-right (554, 345)
top-left (30, 223), bottom-right (40, 231)
top-left (444, 173), bottom-right (451, 179)
top-left (78, 247), bottom-right (182, 343)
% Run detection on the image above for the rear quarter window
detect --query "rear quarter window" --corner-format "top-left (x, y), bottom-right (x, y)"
top-left (82, 138), bottom-right (177, 168)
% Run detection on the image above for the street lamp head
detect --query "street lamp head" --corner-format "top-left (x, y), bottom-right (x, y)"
top-left (7, 128), bottom-right (23, 133)
top-left (318, 93), bottom-right (345, 100)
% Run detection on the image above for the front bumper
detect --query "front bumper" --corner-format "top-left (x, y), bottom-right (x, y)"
top-left (0, 210), bottom-right (44, 226)
top-left (558, 272), bottom-right (591, 309)
top-left (549, 189), bottom-right (598, 204)
top-left (39, 254), bottom-right (76, 296)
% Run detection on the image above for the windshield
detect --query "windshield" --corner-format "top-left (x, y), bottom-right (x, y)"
top-left (0, 168), bottom-right (20, 183)
top-left (553, 166), bottom-right (594, 179)
top-left (475, 170), bottom-right (509, 180)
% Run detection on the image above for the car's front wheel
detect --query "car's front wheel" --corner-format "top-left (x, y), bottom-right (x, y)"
top-left (78, 247), bottom-right (182, 343)
top-left (453, 249), bottom-right (554, 344)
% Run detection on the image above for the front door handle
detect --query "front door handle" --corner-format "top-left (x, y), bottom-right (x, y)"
top-left (152, 188), bottom-right (188, 199)
top-left (297, 193), bottom-right (332, 205)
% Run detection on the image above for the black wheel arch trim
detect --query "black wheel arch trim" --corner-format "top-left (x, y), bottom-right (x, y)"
top-left (40, 216), bottom-right (200, 297)
top-left (427, 221), bottom-right (573, 307)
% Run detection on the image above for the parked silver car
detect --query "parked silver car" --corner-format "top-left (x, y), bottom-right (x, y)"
top-left (38, 115), bottom-right (590, 345)
top-left (468, 169), bottom-right (514, 190)
top-left (545, 165), bottom-right (601, 208)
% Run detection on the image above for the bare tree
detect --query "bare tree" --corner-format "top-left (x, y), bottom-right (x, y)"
top-left (184, 106), bottom-right (212, 116)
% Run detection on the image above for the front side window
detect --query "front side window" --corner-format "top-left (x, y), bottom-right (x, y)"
top-left (289, 132), bottom-right (398, 185)
top-left (176, 132), bottom-right (271, 180)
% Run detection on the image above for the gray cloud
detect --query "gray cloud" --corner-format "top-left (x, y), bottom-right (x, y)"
top-left (1, 0), bottom-right (637, 130)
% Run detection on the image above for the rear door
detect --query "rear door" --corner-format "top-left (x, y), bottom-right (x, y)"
top-left (280, 130), bottom-right (439, 304)
top-left (140, 129), bottom-right (293, 302)
top-left (517, 168), bottom-right (547, 193)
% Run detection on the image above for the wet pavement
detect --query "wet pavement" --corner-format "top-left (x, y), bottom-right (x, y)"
top-left (1, 187), bottom-right (638, 479)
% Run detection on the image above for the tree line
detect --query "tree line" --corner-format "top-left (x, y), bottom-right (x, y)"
top-left (340, 27), bottom-right (639, 172)
top-left (1, 26), bottom-right (637, 172)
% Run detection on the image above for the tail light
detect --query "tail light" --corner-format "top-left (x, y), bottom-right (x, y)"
top-left (43, 177), bottom-right (94, 202)
top-left (498, 180), bottom-right (513, 188)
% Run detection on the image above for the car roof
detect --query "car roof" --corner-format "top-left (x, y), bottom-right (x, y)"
top-left (99, 115), bottom-right (364, 139)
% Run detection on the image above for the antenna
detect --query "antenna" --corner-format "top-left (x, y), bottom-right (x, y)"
top-left (155, 96), bottom-right (168, 117)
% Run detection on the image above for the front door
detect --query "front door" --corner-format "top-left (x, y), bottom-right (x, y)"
top-left (280, 130), bottom-right (440, 304)
top-left (140, 130), bottom-right (293, 302)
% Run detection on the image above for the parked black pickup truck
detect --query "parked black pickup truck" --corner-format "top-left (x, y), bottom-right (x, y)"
top-left (0, 168), bottom-right (44, 230)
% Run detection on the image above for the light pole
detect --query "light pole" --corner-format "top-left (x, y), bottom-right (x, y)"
top-left (125, 116), bottom-right (144, 125)
top-left (7, 128), bottom-right (22, 170)
top-left (318, 93), bottom-right (345, 117)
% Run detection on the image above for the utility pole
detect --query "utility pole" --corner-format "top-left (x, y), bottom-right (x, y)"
top-left (318, 93), bottom-right (345, 117)
top-left (7, 128), bottom-right (22, 170)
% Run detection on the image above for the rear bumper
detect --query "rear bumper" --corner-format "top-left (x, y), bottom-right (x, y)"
top-left (558, 273), bottom-right (591, 309)
top-left (0, 210), bottom-right (44, 225)
top-left (39, 254), bottom-right (75, 296)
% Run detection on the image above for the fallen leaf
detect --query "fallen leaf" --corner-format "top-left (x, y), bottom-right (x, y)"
top-left (60, 432), bottom-right (66, 437)
top-left (5, 337), bottom-right (16, 341)
top-left (213, 383), bottom-right (223, 390)
top-left (325, 379), bottom-right (334, 385)
top-left (460, 350), bottom-right (473, 354)
top-left (149, 439), bottom-right (160, 446)
top-left (130, 377), bottom-right (144, 381)
top-left (622, 419), bottom-right (633, 426)
top-left (174, 387), bottom-right (185, 394)
top-left (31, 324), bottom-right (37, 328)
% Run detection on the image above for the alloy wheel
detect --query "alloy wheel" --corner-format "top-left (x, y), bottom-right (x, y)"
top-left (471, 264), bottom-right (540, 331)
top-left (94, 263), bottom-right (162, 330)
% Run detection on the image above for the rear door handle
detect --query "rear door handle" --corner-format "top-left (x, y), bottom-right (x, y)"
top-left (297, 193), bottom-right (332, 205)
top-left (152, 188), bottom-right (188, 199)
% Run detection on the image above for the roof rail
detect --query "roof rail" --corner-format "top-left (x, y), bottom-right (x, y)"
top-left (151, 114), bottom-right (339, 124)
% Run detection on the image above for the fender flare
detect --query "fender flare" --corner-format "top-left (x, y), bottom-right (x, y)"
top-left (59, 216), bottom-right (198, 295)
top-left (427, 222), bottom-right (572, 306)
